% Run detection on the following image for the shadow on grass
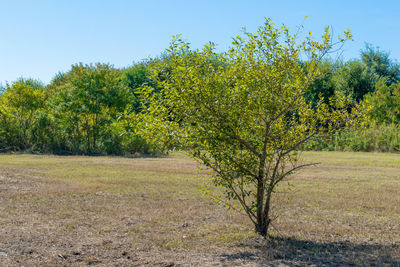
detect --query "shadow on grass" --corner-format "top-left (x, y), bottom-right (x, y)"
top-left (220, 237), bottom-right (400, 266)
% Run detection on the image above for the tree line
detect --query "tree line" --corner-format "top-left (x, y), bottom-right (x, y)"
top-left (0, 62), bottom-right (154, 154)
top-left (0, 44), bottom-right (399, 155)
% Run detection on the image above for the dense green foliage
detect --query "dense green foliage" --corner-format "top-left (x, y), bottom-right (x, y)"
top-left (0, 63), bottom-right (159, 155)
top-left (305, 46), bottom-right (400, 152)
top-left (0, 78), bottom-right (46, 151)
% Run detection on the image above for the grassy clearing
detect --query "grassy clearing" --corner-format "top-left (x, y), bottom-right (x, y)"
top-left (0, 151), bottom-right (399, 266)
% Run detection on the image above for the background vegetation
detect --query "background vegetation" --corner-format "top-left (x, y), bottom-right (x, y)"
top-left (1, 43), bottom-right (399, 155)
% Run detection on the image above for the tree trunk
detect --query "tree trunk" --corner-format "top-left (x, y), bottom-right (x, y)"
top-left (93, 113), bottom-right (97, 151)
top-left (255, 157), bottom-right (267, 236)
top-left (255, 185), bottom-right (273, 236)
top-left (256, 178), bottom-right (264, 231)
top-left (87, 128), bottom-right (90, 152)
top-left (255, 218), bottom-right (270, 236)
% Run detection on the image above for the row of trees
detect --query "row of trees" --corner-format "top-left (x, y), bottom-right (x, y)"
top-left (304, 45), bottom-right (400, 151)
top-left (306, 44), bottom-right (399, 106)
top-left (0, 63), bottom-right (155, 154)
top-left (0, 41), bottom-right (399, 155)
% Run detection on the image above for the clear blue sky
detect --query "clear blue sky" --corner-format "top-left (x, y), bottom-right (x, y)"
top-left (1, 0), bottom-right (399, 84)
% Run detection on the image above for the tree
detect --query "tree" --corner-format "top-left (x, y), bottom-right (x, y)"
top-left (327, 44), bottom-right (400, 105)
top-left (0, 78), bottom-right (46, 151)
top-left (305, 59), bottom-right (337, 106)
top-left (361, 44), bottom-right (400, 85)
top-left (141, 19), bottom-right (352, 236)
top-left (49, 63), bottom-right (129, 153)
top-left (120, 63), bottom-right (153, 113)
top-left (331, 60), bottom-right (375, 103)
top-left (364, 78), bottom-right (400, 125)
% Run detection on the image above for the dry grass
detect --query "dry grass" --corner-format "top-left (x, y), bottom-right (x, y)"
top-left (0, 151), bottom-right (399, 266)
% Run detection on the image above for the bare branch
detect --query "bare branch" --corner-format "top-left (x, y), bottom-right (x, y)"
top-left (281, 129), bottom-right (319, 157)
top-left (272, 162), bottom-right (318, 187)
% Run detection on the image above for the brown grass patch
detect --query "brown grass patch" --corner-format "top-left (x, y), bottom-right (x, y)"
top-left (0, 151), bottom-right (399, 266)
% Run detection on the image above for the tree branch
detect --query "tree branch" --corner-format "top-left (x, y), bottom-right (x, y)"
top-left (272, 162), bottom-right (318, 187)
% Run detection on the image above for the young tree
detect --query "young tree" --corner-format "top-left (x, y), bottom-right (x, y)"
top-left (141, 19), bottom-right (352, 236)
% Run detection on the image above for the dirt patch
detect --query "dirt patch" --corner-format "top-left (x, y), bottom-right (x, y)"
top-left (0, 168), bottom-right (46, 194)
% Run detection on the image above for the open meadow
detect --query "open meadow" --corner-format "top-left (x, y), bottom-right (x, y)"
top-left (0, 151), bottom-right (399, 266)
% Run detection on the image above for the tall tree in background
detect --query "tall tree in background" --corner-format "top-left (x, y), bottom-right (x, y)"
top-left (331, 60), bottom-right (375, 103)
top-left (305, 59), bottom-right (337, 106)
top-left (330, 44), bottom-right (400, 104)
top-left (362, 44), bottom-right (400, 85)
top-left (0, 78), bottom-right (46, 151)
top-left (365, 78), bottom-right (400, 125)
top-left (50, 63), bottom-right (129, 153)
top-left (120, 63), bottom-right (153, 113)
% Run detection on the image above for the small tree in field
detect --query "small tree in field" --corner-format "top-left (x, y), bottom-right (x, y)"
top-left (141, 19), bottom-right (352, 236)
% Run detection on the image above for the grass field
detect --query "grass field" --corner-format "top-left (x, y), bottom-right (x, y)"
top-left (0, 151), bottom-right (399, 266)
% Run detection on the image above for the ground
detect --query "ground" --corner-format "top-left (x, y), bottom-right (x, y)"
top-left (0, 151), bottom-right (399, 266)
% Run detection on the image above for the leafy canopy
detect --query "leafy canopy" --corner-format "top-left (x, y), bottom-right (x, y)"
top-left (0, 78), bottom-right (46, 150)
top-left (49, 63), bottom-right (129, 153)
top-left (141, 19), bottom-right (352, 236)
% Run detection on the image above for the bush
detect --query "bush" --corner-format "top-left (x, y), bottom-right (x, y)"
top-left (306, 123), bottom-right (400, 152)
